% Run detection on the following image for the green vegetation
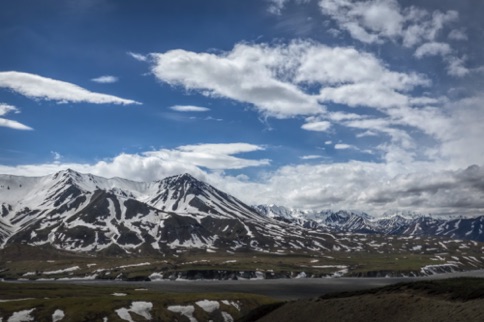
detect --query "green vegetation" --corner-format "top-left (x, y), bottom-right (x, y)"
top-left (1, 235), bottom-right (483, 281)
top-left (0, 282), bottom-right (276, 321)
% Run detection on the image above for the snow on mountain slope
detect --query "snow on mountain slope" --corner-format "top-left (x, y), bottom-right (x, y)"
top-left (255, 204), bottom-right (484, 242)
top-left (0, 170), bottom-right (343, 254)
top-left (2, 170), bottom-right (484, 257)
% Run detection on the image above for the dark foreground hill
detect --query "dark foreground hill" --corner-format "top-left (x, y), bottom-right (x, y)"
top-left (243, 278), bottom-right (484, 322)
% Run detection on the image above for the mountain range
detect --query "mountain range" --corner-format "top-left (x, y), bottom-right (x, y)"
top-left (0, 169), bottom-right (341, 254)
top-left (254, 205), bottom-right (484, 242)
top-left (1, 169), bottom-right (484, 278)
top-left (1, 169), bottom-right (484, 256)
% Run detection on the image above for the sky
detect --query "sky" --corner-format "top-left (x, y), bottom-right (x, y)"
top-left (1, 0), bottom-right (484, 216)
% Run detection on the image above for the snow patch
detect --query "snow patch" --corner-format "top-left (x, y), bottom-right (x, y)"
top-left (167, 305), bottom-right (197, 322)
top-left (148, 272), bottom-right (164, 281)
top-left (221, 300), bottom-right (240, 311)
top-left (295, 272), bottom-right (306, 279)
top-left (116, 301), bottom-right (152, 322)
top-left (196, 300), bottom-right (220, 313)
top-left (52, 309), bottom-right (65, 322)
top-left (117, 262), bottom-right (151, 269)
top-left (0, 299), bottom-right (33, 303)
top-left (221, 311), bottom-right (234, 322)
top-left (7, 308), bottom-right (35, 322)
top-left (44, 266), bottom-right (80, 275)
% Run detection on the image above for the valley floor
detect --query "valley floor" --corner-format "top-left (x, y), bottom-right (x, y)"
top-left (3, 274), bottom-right (484, 321)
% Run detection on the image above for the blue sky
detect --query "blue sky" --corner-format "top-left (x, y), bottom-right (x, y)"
top-left (1, 0), bottom-right (484, 216)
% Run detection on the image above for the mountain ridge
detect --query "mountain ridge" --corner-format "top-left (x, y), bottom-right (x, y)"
top-left (254, 204), bottom-right (484, 242)
top-left (2, 169), bottom-right (484, 279)
top-left (0, 169), bottom-right (340, 254)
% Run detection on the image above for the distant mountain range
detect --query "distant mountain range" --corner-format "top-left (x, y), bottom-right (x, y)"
top-left (254, 204), bottom-right (484, 242)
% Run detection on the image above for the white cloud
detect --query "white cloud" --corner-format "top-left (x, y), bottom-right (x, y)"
top-left (2, 144), bottom-right (484, 216)
top-left (0, 71), bottom-right (140, 105)
top-left (321, 83), bottom-right (412, 110)
top-left (301, 120), bottom-right (331, 132)
top-left (300, 155), bottom-right (322, 160)
top-left (51, 151), bottom-right (62, 162)
top-left (445, 56), bottom-right (469, 77)
top-left (0, 143), bottom-right (269, 182)
top-left (334, 143), bottom-right (353, 150)
top-left (295, 44), bottom-right (428, 90)
top-left (448, 29), bottom-right (467, 41)
top-left (148, 41), bottom-right (432, 121)
top-left (0, 103), bottom-right (32, 131)
top-left (91, 75), bottom-right (119, 84)
top-left (127, 52), bottom-right (148, 62)
top-left (0, 103), bottom-right (18, 116)
top-left (146, 143), bottom-right (270, 170)
top-left (266, 0), bottom-right (310, 14)
top-left (149, 43), bottom-right (324, 118)
top-left (318, 0), bottom-right (458, 48)
top-left (267, 0), bottom-right (288, 14)
top-left (414, 42), bottom-right (452, 59)
top-left (0, 118), bottom-right (33, 131)
top-left (145, 40), bottom-right (458, 175)
top-left (169, 105), bottom-right (210, 112)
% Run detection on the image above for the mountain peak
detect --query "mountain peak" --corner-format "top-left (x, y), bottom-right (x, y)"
top-left (178, 172), bottom-right (198, 180)
top-left (52, 168), bottom-right (82, 179)
top-left (163, 173), bottom-right (202, 185)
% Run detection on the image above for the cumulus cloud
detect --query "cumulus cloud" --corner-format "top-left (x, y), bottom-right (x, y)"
top-left (0, 71), bottom-right (140, 105)
top-left (144, 40), bottom-right (462, 171)
top-left (2, 144), bottom-right (484, 216)
top-left (91, 75), bottom-right (119, 83)
top-left (294, 44), bottom-right (428, 90)
top-left (313, 0), bottom-right (467, 77)
top-left (0, 143), bottom-right (269, 182)
top-left (0, 103), bottom-right (32, 130)
top-left (318, 0), bottom-right (458, 47)
top-left (169, 105), bottom-right (210, 112)
top-left (149, 43), bottom-right (325, 118)
top-left (148, 41), bottom-right (432, 121)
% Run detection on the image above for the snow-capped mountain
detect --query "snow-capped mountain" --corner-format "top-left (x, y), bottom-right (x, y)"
top-left (0, 170), bottom-right (341, 254)
top-left (254, 205), bottom-right (376, 233)
top-left (2, 169), bottom-right (484, 259)
top-left (255, 204), bottom-right (484, 242)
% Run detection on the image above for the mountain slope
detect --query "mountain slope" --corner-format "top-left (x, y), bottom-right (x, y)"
top-left (0, 170), bottom-right (342, 254)
top-left (2, 170), bottom-right (484, 279)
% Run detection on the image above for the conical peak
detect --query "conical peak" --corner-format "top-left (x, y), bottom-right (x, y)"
top-left (52, 168), bottom-right (82, 180)
top-left (165, 173), bottom-right (201, 185)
